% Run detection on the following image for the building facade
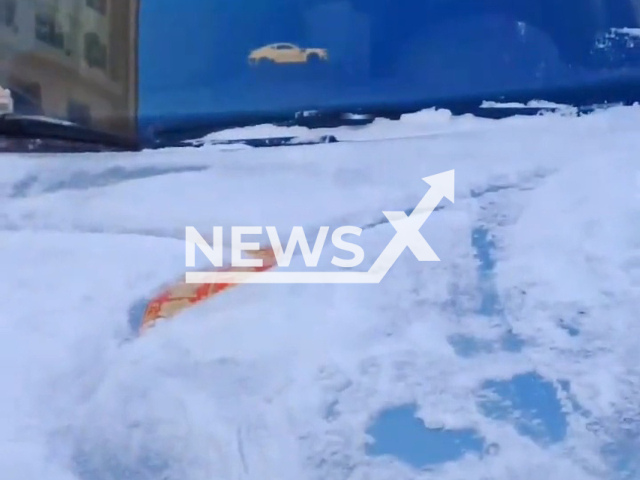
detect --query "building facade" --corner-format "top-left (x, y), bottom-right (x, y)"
top-left (0, 0), bottom-right (139, 136)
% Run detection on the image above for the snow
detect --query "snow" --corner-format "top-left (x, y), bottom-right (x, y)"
top-left (0, 86), bottom-right (13, 113)
top-left (1, 106), bottom-right (639, 480)
top-left (480, 100), bottom-right (576, 111)
top-left (611, 27), bottom-right (640, 38)
top-left (197, 108), bottom-right (488, 143)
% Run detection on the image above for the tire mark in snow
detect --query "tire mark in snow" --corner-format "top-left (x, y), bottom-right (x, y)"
top-left (10, 164), bottom-right (209, 198)
top-left (237, 427), bottom-right (249, 475)
top-left (0, 204), bottom-right (447, 244)
top-left (448, 170), bottom-right (554, 357)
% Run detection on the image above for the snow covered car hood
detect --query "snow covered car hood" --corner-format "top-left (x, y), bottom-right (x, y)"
top-left (0, 108), bottom-right (639, 480)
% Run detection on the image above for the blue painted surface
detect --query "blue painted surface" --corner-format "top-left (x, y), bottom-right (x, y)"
top-left (472, 227), bottom-right (501, 317)
top-left (478, 372), bottom-right (567, 445)
top-left (365, 404), bottom-right (486, 467)
top-left (448, 225), bottom-right (524, 358)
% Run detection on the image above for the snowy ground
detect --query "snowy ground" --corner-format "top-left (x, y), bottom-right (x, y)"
top-left (0, 107), bottom-right (639, 480)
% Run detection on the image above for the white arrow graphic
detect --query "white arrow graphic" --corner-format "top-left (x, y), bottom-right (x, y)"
top-left (186, 170), bottom-right (455, 284)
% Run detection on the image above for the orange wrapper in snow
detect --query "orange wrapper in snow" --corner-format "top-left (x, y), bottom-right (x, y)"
top-left (140, 247), bottom-right (277, 333)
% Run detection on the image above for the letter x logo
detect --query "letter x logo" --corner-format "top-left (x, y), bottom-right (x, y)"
top-left (369, 170), bottom-right (454, 274)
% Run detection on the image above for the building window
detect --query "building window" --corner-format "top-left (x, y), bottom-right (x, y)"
top-left (86, 0), bottom-right (106, 15)
top-left (84, 31), bottom-right (108, 70)
top-left (35, 12), bottom-right (65, 50)
top-left (0, 0), bottom-right (16, 28)
top-left (67, 100), bottom-right (92, 127)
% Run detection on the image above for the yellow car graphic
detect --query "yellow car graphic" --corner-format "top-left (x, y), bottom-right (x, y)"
top-left (248, 43), bottom-right (329, 65)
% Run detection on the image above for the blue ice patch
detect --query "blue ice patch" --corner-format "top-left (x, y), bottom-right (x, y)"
top-left (366, 403), bottom-right (486, 468)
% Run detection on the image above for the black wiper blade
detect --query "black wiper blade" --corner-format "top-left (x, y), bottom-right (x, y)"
top-left (147, 110), bottom-right (382, 149)
top-left (0, 114), bottom-right (140, 152)
top-left (290, 110), bottom-right (377, 128)
top-left (186, 134), bottom-right (338, 149)
top-left (146, 74), bottom-right (640, 150)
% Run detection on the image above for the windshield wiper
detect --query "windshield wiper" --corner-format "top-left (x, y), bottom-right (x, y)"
top-left (146, 110), bottom-right (383, 149)
top-left (0, 113), bottom-right (141, 152)
top-left (145, 75), bottom-right (640, 150)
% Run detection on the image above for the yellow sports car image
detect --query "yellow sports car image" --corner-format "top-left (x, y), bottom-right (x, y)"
top-left (248, 43), bottom-right (329, 65)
